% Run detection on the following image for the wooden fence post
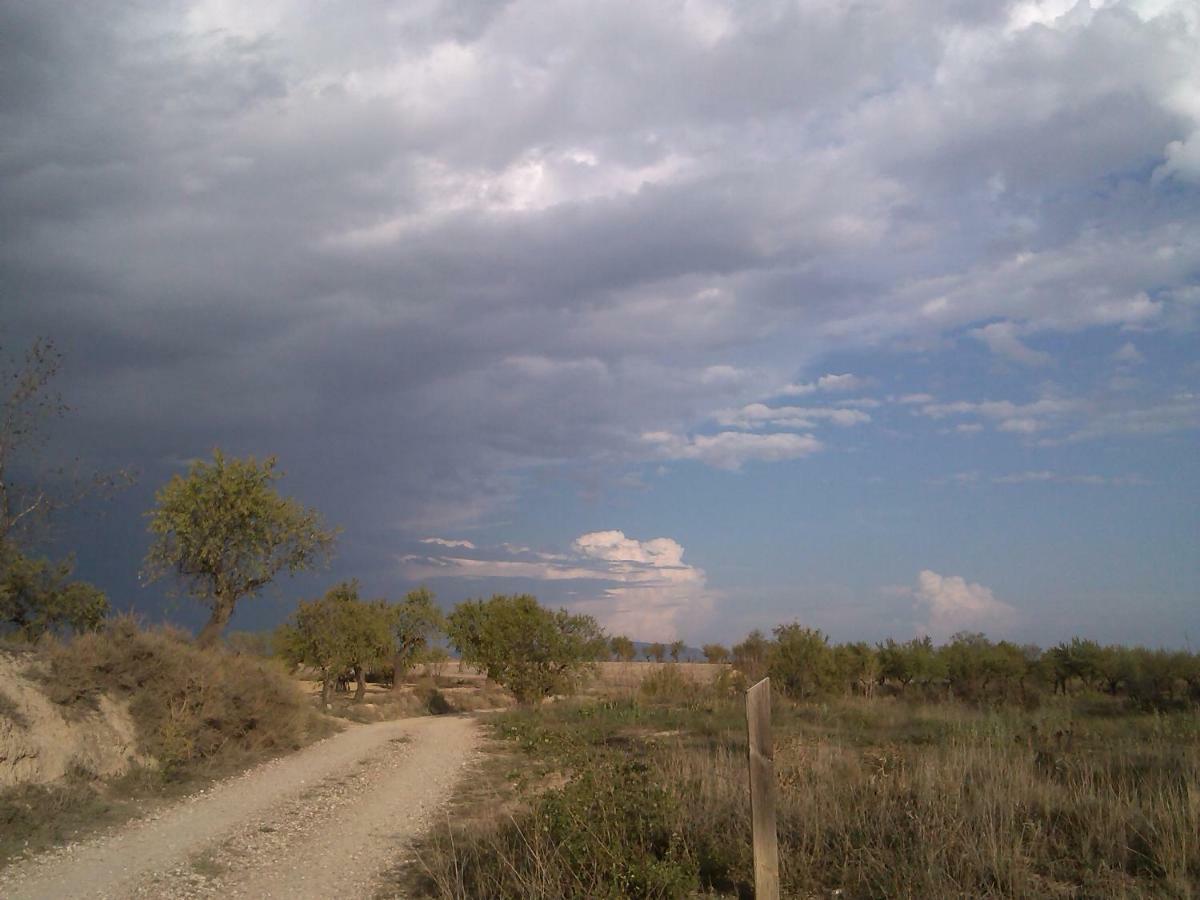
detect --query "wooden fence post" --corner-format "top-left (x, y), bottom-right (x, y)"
top-left (746, 677), bottom-right (780, 900)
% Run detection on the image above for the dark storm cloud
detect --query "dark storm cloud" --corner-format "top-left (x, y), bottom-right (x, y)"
top-left (2, 0), bottom-right (1198, 590)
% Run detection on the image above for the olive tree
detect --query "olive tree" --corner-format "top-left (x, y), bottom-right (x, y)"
top-left (144, 450), bottom-right (336, 648)
top-left (446, 594), bottom-right (606, 705)
top-left (390, 586), bottom-right (445, 689)
top-left (276, 581), bottom-right (392, 703)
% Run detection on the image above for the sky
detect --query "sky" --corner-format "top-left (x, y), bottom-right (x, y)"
top-left (2, 0), bottom-right (1198, 648)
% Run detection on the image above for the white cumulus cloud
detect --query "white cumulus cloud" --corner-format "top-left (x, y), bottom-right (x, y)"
top-left (911, 570), bottom-right (1017, 640)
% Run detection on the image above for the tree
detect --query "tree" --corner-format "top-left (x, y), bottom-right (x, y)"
top-left (0, 542), bottom-right (108, 641)
top-left (144, 450), bottom-right (336, 648)
top-left (701, 643), bottom-right (729, 664)
top-left (390, 586), bottom-right (445, 688)
top-left (669, 639), bottom-right (686, 662)
top-left (833, 641), bottom-right (879, 696)
top-left (768, 623), bottom-right (834, 699)
top-left (732, 629), bottom-right (771, 682)
top-left (276, 581), bottom-right (392, 704)
top-left (646, 642), bottom-right (666, 663)
top-left (0, 338), bottom-right (125, 639)
top-left (1, 338), bottom-right (131, 548)
top-left (609, 635), bottom-right (636, 662)
top-left (446, 594), bottom-right (606, 705)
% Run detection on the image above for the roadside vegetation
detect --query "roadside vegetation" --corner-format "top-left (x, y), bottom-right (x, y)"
top-left (410, 631), bottom-right (1200, 899)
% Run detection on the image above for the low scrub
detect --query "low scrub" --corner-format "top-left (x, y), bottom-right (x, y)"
top-left (413, 691), bottom-right (1200, 899)
top-left (41, 615), bottom-right (330, 779)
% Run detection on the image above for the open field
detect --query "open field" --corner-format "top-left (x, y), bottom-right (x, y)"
top-left (411, 672), bottom-right (1200, 899)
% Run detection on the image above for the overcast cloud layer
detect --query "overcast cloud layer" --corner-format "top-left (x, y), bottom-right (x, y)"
top-left (3, 0), bottom-right (1197, 644)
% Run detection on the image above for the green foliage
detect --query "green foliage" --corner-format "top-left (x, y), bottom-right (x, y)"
top-left (701, 643), bottom-right (728, 664)
top-left (391, 586), bottom-right (445, 681)
top-left (276, 581), bottom-right (393, 702)
top-left (668, 639), bottom-right (685, 662)
top-left (609, 634), bottom-right (636, 662)
top-left (0, 544), bottom-right (107, 641)
top-left (645, 642), bottom-right (666, 662)
top-left (769, 623), bottom-right (835, 699)
top-left (446, 594), bottom-right (606, 704)
top-left (416, 694), bottom-right (1200, 900)
top-left (731, 629), bottom-right (770, 682)
top-left (144, 449), bottom-right (336, 647)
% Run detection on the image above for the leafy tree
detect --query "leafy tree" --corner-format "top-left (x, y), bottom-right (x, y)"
top-left (701, 643), bottom-right (729, 664)
top-left (768, 623), bottom-right (834, 699)
top-left (646, 642), bottom-right (667, 662)
top-left (1094, 644), bottom-right (1138, 696)
top-left (1048, 638), bottom-right (1101, 694)
top-left (144, 450), bottom-right (337, 648)
top-left (276, 581), bottom-right (392, 703)
top-left (833, 641), bottom-right (880, 696)
top-left (878, 636), bottom-right (943, 690)
top-left (669, 639), bottom-right (686, 662)
top-left (390, 586), bottom-right (445, 688)
top-left (0, 338), bottom-right (126, 639)
top-left (0, 543), bottom-right (108, 641)
top-left (446, 594), bottom-right (606, 704)
top-left (732, 629), bottom-right (772, 682)
top-left (941, 632), bottom-right (993, 698)
top-left (609, 634), bottom-right (636, 662)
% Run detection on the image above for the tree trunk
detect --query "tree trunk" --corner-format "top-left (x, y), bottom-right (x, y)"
top-left (354, 666), bottom-right (367, 702)
top-left (392, 652), bottom-right (406, 692)
top-left (197, 595), bottom-right (236, 649)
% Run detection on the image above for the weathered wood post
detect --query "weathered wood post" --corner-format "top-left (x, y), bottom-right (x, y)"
top-left (746, 677), bottom-right (780, 900)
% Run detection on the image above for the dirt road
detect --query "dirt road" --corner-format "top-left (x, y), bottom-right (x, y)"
top-left (0, 714), bottom-right (481, 899)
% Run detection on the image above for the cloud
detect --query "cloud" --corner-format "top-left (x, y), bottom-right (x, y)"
top-left (911, 570), bottom-right (1017, 640)
top-left (402, 530), bottom-right (712, 641)
top-left (642, 430), bottom-right (822, 470)
top-left (920, 396), bottom-right (1078, 435)
top-left (715, 403), bottom-right (871, 430)
top-left (1112, 342), bottom-right (1144, 365)
top-left (1, 0), bottom-right (1197, 606)
top-left (419, 537), bottom-right (477, 549)
top-left (779, 373), bottom-right (869, 396)
top-left (969, 321), bottom-right (1052, 367)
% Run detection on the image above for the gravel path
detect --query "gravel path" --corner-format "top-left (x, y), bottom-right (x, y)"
top-left (0, 714), bottom-right (481, 899)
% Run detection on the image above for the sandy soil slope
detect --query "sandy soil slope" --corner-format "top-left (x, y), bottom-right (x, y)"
top-left (0, 714), bottom-right (480, 899)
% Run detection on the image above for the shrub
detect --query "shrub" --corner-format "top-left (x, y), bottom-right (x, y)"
top-left (420, 755), bottom-right (696, 899)
top-left (447, 594), bottom-right (606, 705)
top-left (43, 615), bottom-right (326, 779)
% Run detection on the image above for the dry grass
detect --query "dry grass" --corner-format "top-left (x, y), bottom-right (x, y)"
top-left (590, 660), bottom-right (728, 694)
top-left (412, 689), bottom-right (1200, 899)
top-left (0, 616), bottom-right (338, 866)
top-left (41, 616), bottom-right (333, 778)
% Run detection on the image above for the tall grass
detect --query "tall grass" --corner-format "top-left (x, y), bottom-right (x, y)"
top-left (414, 690), bottom-right (1200, 898)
